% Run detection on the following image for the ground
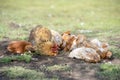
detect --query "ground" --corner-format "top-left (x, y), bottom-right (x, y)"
top-left (0, 0), bottom-right (120, 80)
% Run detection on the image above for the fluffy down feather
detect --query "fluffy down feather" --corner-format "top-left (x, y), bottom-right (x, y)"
top-left (50, 30), bottom-right (62, 46)
top-left (90, 39), bottom-right (112, 59)
top-left (69, 47), bottom-right (101, 63)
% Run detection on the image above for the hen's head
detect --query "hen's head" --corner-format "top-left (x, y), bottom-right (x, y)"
top-left (25, 44), bottom-right (35, 52)
top-left (62, 31), bottom-right (71, 36)
top-left (61, 31), bottom-right (71, 42)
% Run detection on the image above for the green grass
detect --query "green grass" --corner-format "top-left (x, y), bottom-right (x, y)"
top-left (0, 54), bottom-right (32, 63)
top-left (0, 0), bottom-right (120, 40)
top-left (110, 47), bottom-right (120, 59)
top-left (0, 66), bottom-right (58, 80)
top-left (0, 56), bottom-right (12, 63)
top-left (0, 0), bottom-right (119, 45)
top-left (97, 63), bottom-right (120, 80)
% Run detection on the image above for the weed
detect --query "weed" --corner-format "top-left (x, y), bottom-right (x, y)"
top-left (0, 54), bottom-right (32, 63)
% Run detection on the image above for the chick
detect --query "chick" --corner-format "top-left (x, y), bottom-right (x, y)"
top-left (7, 41), bottom-right (34, 54)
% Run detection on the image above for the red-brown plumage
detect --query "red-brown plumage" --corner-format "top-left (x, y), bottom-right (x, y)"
top-left (7, 41), bottom-right (34, 54)
top-left (51, 44), bottom-right (59, 53)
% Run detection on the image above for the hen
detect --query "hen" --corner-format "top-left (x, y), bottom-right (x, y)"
top-left (69, 47), bottom-right (101, 63)
top-left (28, 25), bottom-right (59, 56)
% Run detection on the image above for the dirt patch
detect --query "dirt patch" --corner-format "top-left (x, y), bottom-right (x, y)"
top-left (0, 40), bottom-right (120, 80)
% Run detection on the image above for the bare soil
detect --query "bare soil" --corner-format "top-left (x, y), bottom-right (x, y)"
top-left (0, 40), bottom-right (119, 80)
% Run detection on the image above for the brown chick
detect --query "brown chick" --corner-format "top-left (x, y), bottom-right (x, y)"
top-left (7, 41), bottom-right (34, 54)
top-left (60, 31), bottom-right (72, 51)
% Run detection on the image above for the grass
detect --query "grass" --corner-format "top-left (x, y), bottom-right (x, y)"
top-left (97, 63), bottom-right (120, 80)
top-left (0, 66), bottom-right (58, 80)
top-left (110, 47), bottom-right (120, 59)
top-left (0, 54), bottom-right (32, 63)
top-left (0, 0), bottom-right (120, 39)
top-left (0, 0), bottom-right (119, 43)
